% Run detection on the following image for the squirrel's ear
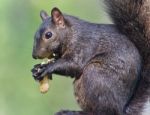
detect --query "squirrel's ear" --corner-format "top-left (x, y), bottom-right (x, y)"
top-left (40, 10), bottom-right (48, 21)
top-left (51, 7), bottom-right (65, 28)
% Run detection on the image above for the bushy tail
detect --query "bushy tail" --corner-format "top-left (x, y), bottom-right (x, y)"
top-left (105, 0), bottom-right (150, 115)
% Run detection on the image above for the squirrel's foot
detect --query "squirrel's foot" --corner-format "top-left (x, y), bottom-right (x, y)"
top-left (55, 110), bottom-right (93, 115)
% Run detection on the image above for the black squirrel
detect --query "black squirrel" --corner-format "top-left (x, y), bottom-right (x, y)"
top-left (31, 0), bottom-right (150, 115)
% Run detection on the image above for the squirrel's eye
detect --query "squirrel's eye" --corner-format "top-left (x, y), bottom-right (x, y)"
top-left (45, 32), bottom-right (52, 39)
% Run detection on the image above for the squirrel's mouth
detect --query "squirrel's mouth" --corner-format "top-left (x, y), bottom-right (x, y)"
top-left (41, 53), bottom-right (58, 64)
top-left (48, 53), bottom-right (59, 59)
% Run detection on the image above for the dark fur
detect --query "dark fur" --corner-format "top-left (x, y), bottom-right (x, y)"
top-left (31, 0), bottom-right (150, 114)
top-left (105, 0), bottom-right (150, 114)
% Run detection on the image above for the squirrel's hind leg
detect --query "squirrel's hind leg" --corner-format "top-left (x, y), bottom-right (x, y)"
top-left (55, 110), bottom-right (93, 115)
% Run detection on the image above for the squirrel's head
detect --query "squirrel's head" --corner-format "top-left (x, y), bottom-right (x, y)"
top-left (32, 7), bottom-right (70, 59)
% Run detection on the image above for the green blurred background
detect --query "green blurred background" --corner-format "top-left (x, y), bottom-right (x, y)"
top-left (0, 0), bottom-right (110, 115)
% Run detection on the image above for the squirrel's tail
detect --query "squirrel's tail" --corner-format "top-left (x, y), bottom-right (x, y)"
top-left (105, 0), bottom-right (150, 115)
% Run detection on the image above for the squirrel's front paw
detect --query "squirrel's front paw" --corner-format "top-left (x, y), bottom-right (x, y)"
top-left (31, 63), bottom-right (48, 81)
